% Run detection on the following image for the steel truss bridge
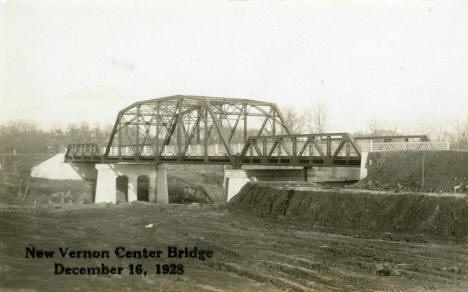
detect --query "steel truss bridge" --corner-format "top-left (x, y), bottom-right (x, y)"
top-left (65, 95), bottom-right (435, 168)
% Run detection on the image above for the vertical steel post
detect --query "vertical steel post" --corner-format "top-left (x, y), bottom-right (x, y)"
top-left (155, 102), bottom-right (160, 161)
top-left (243, 104), bottom-right (248, 143)
top-left (218, 111), bottom-right (223, 145)
top-left (118, 121), bottom-right (122, 161)
top-left (308, 137), bottom-right (313, 167)
top-left (277, 138), bottom-right (281, 163)
top-left (136, 104), bottom-right (140, 160)
top-left (292, 137), bottom-right (297, 163)
top-left (204, 107), bottom-right (208, 162)
top-left (272, 109), bottom-right (276, 136)
top-left (196, 108), bottom-right (201, 145)
top-left (177, 114), bottom-right (182, 160)
top-left (345, 140), bottom-right (350, 166)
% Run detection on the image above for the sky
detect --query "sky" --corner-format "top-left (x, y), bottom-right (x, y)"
top-left (1, 0), bottom-right (467, 133)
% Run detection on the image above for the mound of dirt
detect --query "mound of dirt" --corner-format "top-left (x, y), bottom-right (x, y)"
top-left (167, 164), bottom-right (225, 203)
top-left (229, 182), bottom-right (468, 239)
top-left (29, 178), bottom-right (95, 204)
top-left (167, 176), bottom-right (217, 204)
top-left (354, 151), bottom-right (468, 193)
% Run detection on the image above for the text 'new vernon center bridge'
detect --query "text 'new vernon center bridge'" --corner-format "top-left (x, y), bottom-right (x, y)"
top-left (64, 95), bottom-right (369, 168)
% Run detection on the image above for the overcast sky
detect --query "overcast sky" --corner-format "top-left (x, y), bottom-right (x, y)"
top-left (1, 0), bottom-right (467, 133)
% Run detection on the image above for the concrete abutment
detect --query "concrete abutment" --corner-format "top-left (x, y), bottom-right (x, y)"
top-left (224, 164), bottom-right (363, 201)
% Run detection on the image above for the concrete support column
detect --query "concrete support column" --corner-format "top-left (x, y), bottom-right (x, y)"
top-left (148, 166), bottom-right (157, 203)
top-left (95, 164), bottom-right (117, 203)
top-left (156, 164), bottom-right (169, 204)
top-left (224, 169), bottom-right (250, 201)
top-left (360, 152), bottom-right (369, 180)
top-left (127, 175), bottom-right (138, 202)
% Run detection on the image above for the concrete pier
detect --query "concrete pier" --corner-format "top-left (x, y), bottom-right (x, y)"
top-left (360, 152), bottom-right (369, 180)
top-left (95, 163), bottom-right (168, 204)
top-left (156, 163), bottom-right (169, 204)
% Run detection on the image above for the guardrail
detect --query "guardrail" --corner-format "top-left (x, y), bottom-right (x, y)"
top-left (65, 143), bottom-right (101, 161)
top-left (359, 141), bottom-right (449, 152)
top-left (354, 135), bottom-right (430, 142)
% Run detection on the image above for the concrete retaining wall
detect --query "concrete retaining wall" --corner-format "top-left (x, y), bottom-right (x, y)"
top-left (31, 154), bottom-right (96, 181)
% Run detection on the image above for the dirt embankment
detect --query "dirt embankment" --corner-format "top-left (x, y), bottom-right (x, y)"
top-left (229, 182), bottom-right (468, 239)
top-left (355, 151), bottom-right (468, 193)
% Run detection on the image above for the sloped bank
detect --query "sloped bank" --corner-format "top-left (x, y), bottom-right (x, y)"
top-left (229, 182), bottom-right (468, 239)
top-left (356, 151), bottom-right (468, 192)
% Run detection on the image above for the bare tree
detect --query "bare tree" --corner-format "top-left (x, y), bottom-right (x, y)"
top-left (453, 117), bottom-right (467, 141)
top-left (434, 123), bottom-right (449, 141)
top-left (416, 119), bottom-right (434, 139)
top-left (366, 118), bottom-right (402, 136)
top-left (451, 116), bottom-right (468, 149)
top-left (388, 120), bottom-right (400, 135)
top-left (281, 106), bottom-right (308, 134)
top-left (308, 101), bottom-right (329, 133)
top-left (367, 118), bottom-right (382, 135)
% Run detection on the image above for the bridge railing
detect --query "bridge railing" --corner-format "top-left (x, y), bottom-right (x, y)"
top-left (103, 139), bottom-right (364, 159)
top-left (354, 135), bottom-right (430, 142)
top-left (358, 141), bottom-right (449, 152)
top-left (65, 143), bottom-right (101, 161)
top-left (65, 137), bottom-right (450, 164)
top-left (352, 135), bottom-right (448, 152)
top-left (237, 133), bottom-right (362, 167)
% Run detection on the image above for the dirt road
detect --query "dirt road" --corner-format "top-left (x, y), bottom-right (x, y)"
top-left (0, 204), bottom-right (466, 291)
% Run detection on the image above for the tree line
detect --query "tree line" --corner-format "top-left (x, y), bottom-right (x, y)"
top-left (0, 121), bottom-right (113, 155)
top-left (278, 103), bottom-right (468, 150)
top-left (1, 102), bottom-right (468, 155)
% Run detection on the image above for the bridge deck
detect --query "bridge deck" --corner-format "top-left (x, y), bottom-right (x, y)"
top-left (66, 155), bottom-right (362, 166)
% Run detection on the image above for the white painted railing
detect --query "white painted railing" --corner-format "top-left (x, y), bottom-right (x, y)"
top-left (358, 141), bottom-right (449, 152)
